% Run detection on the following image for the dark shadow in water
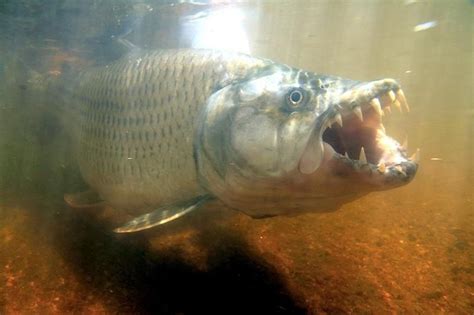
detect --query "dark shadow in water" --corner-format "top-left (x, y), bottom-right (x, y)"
top-left (50, 206), bottom-right (307, 315)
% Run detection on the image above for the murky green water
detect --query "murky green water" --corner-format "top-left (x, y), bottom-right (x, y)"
top-left (0, 1), bottom-right (472, 314)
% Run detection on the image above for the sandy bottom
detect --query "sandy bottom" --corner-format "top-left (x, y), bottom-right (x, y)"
top-left (0, 161), bottom-right (472, 314)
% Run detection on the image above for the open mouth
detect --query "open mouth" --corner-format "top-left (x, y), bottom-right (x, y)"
top-left (320, 79), bottom-right (419, 180)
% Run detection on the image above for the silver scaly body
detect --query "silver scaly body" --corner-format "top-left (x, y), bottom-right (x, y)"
top-left (56, 50), bottom-right (269, 211)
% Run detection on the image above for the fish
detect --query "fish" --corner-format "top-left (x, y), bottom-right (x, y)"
top-left (38, 49), bottom-right (418, 233)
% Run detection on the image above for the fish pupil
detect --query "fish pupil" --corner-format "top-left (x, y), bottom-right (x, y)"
top-left (288, 89), bottom-right (303, 105)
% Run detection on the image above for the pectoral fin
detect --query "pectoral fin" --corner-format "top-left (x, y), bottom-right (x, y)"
top-left (64, 190), bottom-right (104, 208)
top-left (114, 195), bottom-right (212, 233)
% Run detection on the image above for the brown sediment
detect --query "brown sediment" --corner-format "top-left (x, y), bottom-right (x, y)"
top-left (0, 161), bottom-right (472, 315)
top-left (0, 197), bottom-right (110, 314)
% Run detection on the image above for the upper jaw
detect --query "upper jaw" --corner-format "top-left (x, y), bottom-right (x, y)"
top-left (316, 79), bottom-right (419, 183)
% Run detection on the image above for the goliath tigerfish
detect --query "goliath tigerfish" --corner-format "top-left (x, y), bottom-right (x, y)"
top-left (40, 49), bottom-right (418, 232)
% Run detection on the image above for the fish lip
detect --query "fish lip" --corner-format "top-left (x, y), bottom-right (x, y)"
top-left (303, 78), bottom-right (418, 183)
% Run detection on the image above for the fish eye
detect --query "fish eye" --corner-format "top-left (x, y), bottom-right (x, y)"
top-left (287, 88), bottom-right (305, 107)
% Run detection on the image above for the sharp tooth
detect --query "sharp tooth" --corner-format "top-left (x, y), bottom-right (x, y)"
top-left (380, 124), bottom-right (386, 133)
top-left (393, 100), bottom-right (402, 113)
top-left (325, 117), bottom-right (335, 129)
top-left (377, 162), bottom-right (386, 173)
top-left (370, 98), bottom-right (383, 116)
top-left (395, 165), bottom-right (407, 176)
top-left (380, 94), bottom-right (392, 108)
top-left (402, 137), bottom-right (408, 150)
top-left (384, 106), bottom-right (392, 114)
top-left (396, 89), bottom-right (410, 112)
top-left (359, 147), bottom-right (367, 164)
top-left (344, 152), bottom-right (349, 158)
top-left (353, 106), bottom-right (363, 121)
top-left (334, 113), bottom-right (343, 127)
top-left (404, 102), bottom-right (410, 113)
top-left (410, 148), bottom-right (420, 163)
top-left (388, 90), bottom-right (396, 102)
top-left (325, 119), bottom-right (332, 129)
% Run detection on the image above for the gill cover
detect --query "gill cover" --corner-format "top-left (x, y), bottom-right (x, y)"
top-left (195, 66), bottom-right (323, 199)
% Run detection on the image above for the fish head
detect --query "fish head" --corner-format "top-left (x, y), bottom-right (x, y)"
top-left (196, 66), bottom-right (418, 217)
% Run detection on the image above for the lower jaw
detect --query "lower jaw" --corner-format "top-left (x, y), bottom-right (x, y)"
top-left (316, 142), bottom-right (417, 188)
